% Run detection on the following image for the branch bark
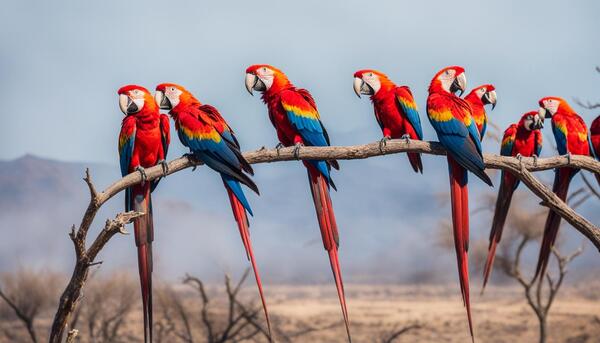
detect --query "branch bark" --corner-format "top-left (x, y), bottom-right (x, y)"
top-left (100, 139), bottom-right (600, 250)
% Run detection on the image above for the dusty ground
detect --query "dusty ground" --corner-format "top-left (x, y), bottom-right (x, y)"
top-left (263, 284), bottom-right (600, 343)
top-left (1, 283), bottom-right (599, 342)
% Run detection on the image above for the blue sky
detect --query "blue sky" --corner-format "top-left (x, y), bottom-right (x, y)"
top-left (0, 0), bottom-right (599, 163)
top-left (0, 1), bottom-right (599, 283)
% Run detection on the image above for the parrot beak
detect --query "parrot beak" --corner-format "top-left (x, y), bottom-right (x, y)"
top-left (155, 90), bottom-right (171, 110)
top-left (533, 113), bottom-right (544, 130)
top-left (353, 77), bottom-right (363, 98)
top-left (451, 72), bottom-right (467, 96)
top-left (353, 77), bottom-right (374, 98)
top-left (245, 73), bottom-right (267, 95)
top-left (539, 106), bottom-right (552, 119)
top-left (119, 94), bottom-right (138, 115)
top-left (484, 90), bottom-right (497, 110)
top-left (245, 73), bottom-right (257, 96)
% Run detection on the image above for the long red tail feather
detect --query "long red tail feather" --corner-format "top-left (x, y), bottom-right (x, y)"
top-left (482, 175), bottom-right (517, 292)
top-left (407, 152), bottom-right (423, 174)
top-left (535, 169), bottom-right (573, 280)
top-left (132, 184), bottom-right (153, 343)
top-left (225, 188), bottom-right (272, 341)
top-left (448, 157), bottom-right (474, 341)
top-left (307, 168), bottom-right (351, 342)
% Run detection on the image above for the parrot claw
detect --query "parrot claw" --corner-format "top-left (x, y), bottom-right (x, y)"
top-left (515, 153), bottom-right (524, 171)
top-left (532, 154), bottom-right (539, 167)
top-left (275, 143), bottom-right (284, 156)
top-left (157, 160), bottom-right (169, 177)
top-left (135, 166), bottom-right (147, 185)
top-left (293, 143), bottom-right (303, 159)
top-left (566, 152), bottom-right (572, 165)
top-left (379, 136), bottom-right (391, 153)
top-left (401, 134), bottom-right (411, 144)
top-left (183, 153), bottom-right (199, 171)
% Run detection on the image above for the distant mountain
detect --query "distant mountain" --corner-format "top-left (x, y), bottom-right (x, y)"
top-left (0, 154), bottom-right (597, 284)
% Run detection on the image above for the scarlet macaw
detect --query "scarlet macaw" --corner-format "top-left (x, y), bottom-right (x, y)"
top-left (426, 66), bottom-right (493, 340)
top-left (482, 111), bottom-right (543, 291)
top-left (463, 84), bottom-right (497, 139)
top-left (154, 83), bottom-right (272, 337)
top-left (118, 85), bottom-right (170, 343)
top-left (535, 97), bottom-right (590, 280)
top-left (589, 115), bottom-right (600, 185)
top-left (353, 69), bottom-right (424, 173)
top-left (244, 65), bottom-right (351, 342)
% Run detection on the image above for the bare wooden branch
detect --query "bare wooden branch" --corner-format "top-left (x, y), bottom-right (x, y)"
top-left (95, 140), bottom-right (599, 251)
top-left (49, 193), bottom-right (143, 343)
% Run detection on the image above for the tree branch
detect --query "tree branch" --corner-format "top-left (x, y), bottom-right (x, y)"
top-left (98, 140), bottom-right (600, 251)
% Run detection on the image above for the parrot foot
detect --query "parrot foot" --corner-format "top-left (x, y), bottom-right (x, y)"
top-left (532, 154), bottom-right (539, 167)
top-left (183, 153), bottom-right (199, 171)
top-left (379, 136), bottom-right (391, 153)
top-left (565, 152), bottom-right (572, 165)
top-left (515, 153), bottom-right (524, 171)
top-left (135, 166), bottom-right (147, 185)
top-left (401, 134), bottom-right (411, 144)
top-left (157, 160), bottom-right (169, 176)
top-left (275, 143), bottom-right (285, 156)
top-left (293, 143), bottom-right (303, 159)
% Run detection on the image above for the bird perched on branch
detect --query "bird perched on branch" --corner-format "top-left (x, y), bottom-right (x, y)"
top-left (426, 66), bottom-right (493, 341)
top-left (245, 65), bottom-right (351, 342)
top-left (482, 111), bottom-right (543, 291)
top-left (535, 97), bottom-right (589, 280)
top-left (353, 69), bottom-right (424, 173)
top-left (589, 115), bottom-right (600, 185)
top-left (154, 83), bottom-right (272, 339)
top-left (464, 84), bottom-right (497, 139)
top-left (117, 85), bottom-right (170, 343)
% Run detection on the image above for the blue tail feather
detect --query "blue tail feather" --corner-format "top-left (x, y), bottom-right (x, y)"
top-left (222, 174), bottom-right (253, 216)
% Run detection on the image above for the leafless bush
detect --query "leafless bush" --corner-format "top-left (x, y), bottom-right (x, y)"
top-left (0, 268), bottom-right (61, 343)
top-left (71, 272), bottom-right (137, 343)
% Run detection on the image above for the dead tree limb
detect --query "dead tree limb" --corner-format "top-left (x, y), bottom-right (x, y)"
top-left (98, 140), bottom-right (600, 251)
top-left (48, 169), bottom-right (143, 343)
top-left (49, 139), bottom-right (600, 342)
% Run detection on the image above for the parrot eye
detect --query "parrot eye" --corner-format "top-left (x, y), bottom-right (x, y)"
top-left (262, 67), bottom-right (267, 72)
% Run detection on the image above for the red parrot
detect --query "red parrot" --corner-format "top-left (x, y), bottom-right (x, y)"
top-left (482, 111), bottom-right (543, 291)
top-left (154, 83), bottom-right (272, 338)
top-left (426, 66), bottom-right (493, 340)
top-left (353, 69), bottom-right (424, 173)
top-left (117, 85), bottom-right (170, 343)
top-left (245, 65), bottom-right (351, 342)
top-left (535, 97), bottom-right (590, 280)
top-left (463, 84), bottom-right (497, 139)
top-left (589, 115), bottom-right (600, 185)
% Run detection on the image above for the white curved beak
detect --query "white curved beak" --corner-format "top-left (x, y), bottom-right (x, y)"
top-left (353, 77), bottom-right (363, 98)
top-left (245, 73), bottom-right (257, 96)
top-left (456, 73), bottom-right (467, 94)
top-left (119, 94), bottom-right (130, 115)
top-left (155, 90), bottom-right (165, 109)
top-left (487, 90), bottom-right (497, 110)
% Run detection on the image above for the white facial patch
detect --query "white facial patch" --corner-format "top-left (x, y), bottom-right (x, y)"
top-left (476, 87), bottom-right (487, 98)
top-left (165, 87), bottom-right (183, 108)
top-left (362, 72), bottom-right (381, 94)
top-left (438, 69), bottom-right (456, 93)
top-left (544, 99), bottom-right (559, 115)
top-left (256, 67), bottom-right (275, 90)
